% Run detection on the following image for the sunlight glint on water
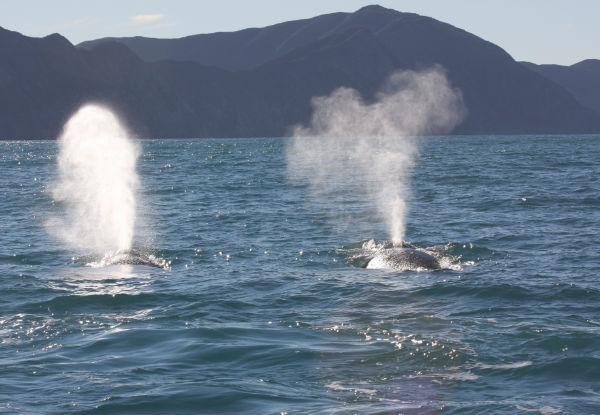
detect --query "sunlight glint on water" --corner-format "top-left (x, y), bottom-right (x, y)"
top-left (1, 136), bottom-right (599, 414)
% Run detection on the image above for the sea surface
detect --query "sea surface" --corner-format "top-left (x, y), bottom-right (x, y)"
top-left (1, 135), bottom-right (599, 414)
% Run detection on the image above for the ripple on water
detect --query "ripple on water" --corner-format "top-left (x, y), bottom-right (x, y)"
top-left (1, 136), bottom-right (600, 413)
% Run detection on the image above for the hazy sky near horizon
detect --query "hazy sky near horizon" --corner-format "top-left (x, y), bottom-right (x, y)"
top-left (2, 0), bottom-right (598, 65)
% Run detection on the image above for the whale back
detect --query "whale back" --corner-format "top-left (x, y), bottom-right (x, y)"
top-left (366, 247), bottom-right (440, 271)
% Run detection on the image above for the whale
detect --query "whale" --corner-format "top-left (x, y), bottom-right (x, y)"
top-left (86, 249), bottom-right (170, 269)
top-left (115, 249), bottom-right (171, 268)
top-left (364, 247), bottom-right (441, 270)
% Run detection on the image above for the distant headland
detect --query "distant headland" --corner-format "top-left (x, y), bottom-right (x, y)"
top-left (1, 5), bottom-right (599, 139)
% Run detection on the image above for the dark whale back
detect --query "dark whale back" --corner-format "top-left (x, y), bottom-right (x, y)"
top-left (365, 247), bottom-right (440, 270)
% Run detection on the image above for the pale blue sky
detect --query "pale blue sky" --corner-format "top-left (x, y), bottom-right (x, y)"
top-left (2, 0), bottom-right (598, 65)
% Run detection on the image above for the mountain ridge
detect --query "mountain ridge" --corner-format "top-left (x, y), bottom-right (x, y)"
top-left (1, 5), bottom-right (599, 139)
top-left (521, 59), bottom-right (600, 114)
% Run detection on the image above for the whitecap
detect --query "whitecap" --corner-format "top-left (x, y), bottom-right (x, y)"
top-left (324, 381), bottom-right (377, 396)
top-left (476, 361), bottom-right (532, 370)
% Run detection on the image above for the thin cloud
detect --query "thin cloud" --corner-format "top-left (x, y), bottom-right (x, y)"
top-left (130, 14), bottom-right (164, 25)
top-left (49, 17), bottom-right (88, 32)
top-left (42, 17), bottom-right (87, 41)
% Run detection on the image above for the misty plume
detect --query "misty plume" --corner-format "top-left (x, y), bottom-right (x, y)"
top-left (287, 66), bottom-right (466, 244)
top-left (47, 104), bottom-right (140, 254)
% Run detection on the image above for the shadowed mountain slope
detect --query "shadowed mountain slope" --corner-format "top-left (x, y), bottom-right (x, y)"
top-left (77, 7), bottom-right (401, 71)
top-left (1, 5), bottom-right (599, 139)
top-left (522, 59), bottom-right (600, 114)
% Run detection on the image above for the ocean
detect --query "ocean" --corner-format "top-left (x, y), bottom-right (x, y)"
top-left (1, 135), bottom-right (599, 414)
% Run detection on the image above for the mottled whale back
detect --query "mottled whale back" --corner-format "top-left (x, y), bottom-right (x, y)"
top-left (86, 249), bottom-right (170, 269)
top-left (365, 247), bottom-right (441, 271)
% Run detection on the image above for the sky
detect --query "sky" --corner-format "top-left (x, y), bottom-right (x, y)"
top-left (2, 0), bottom-right (598, 65)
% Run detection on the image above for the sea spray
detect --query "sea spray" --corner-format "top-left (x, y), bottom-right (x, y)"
top-left (48, 104), bottom-right (139, 254)
top-left (287, 67), bottom-right (465, 244)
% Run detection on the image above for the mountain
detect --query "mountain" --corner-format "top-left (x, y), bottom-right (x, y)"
top-left (2, 5), bottom-right (599, 139)
top-left (521, 59), bottom-right (600, 114)
top-left (78, 11), bottom-right (350, 71)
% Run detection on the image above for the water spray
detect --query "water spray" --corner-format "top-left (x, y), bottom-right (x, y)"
top-left (48, 104), bottom-right (139, 254)
top-left (288, 66), bottom-right (465, 245)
